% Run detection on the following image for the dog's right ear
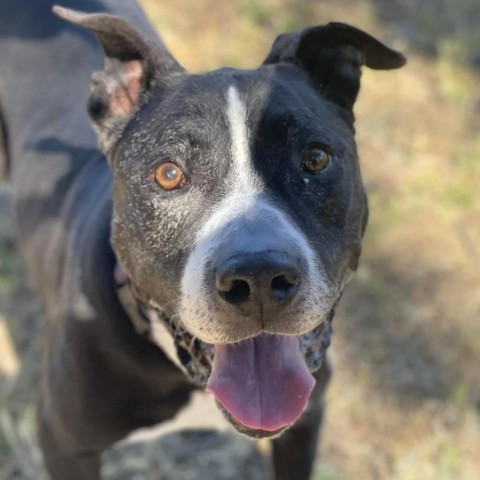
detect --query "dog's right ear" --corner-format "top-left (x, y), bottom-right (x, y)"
top-left (263, 23), bottom-right (406, 112)
top-left (53, 6), bottom-right (185, 156)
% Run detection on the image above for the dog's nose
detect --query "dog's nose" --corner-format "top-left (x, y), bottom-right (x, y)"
top-left (215, 251), bottom-right (301, 311)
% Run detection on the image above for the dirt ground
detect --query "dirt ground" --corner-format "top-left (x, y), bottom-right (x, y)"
top-left (1, 0), bottom-right (479, 479)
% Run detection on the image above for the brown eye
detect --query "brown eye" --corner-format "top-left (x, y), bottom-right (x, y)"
top-left (154, 162), bottom-right (187, 190)
top-left (301, 146), bottom-right (332, 174)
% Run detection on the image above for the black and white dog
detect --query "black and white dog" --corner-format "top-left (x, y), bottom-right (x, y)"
top-left (0, 0), bottom-right (405, 478)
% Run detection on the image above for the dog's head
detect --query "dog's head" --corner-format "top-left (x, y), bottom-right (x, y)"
top-left (55, 6), bottom-right (405, 438)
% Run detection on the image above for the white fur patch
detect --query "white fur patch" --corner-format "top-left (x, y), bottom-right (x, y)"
top-left (226, 85), bottom-right (262, 194)
top-left (148, 309), bottom-right (188, 374)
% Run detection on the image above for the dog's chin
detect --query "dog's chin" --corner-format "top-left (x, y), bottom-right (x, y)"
top-left (215, 400), bottom-right (289, 439)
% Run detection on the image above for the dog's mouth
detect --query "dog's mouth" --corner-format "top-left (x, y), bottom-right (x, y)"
top-left (161, 312), bottom-right (333, 437)
top-left (118, 271), bottom-right (333, 438)
top-left (117, 243), bottom-right (333, 436)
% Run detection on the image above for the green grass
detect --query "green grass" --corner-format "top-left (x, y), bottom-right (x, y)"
top-left (313, 465), bottom-right (340, 480)
top-left (241, 0), bottom-right (272, 26)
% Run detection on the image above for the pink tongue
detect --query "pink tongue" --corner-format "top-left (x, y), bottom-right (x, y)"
top-left (206, 334), bottom-right (315, 432)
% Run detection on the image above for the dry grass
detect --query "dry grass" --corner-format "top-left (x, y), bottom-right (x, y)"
top-left (1, 0), bottom-right (479, 479)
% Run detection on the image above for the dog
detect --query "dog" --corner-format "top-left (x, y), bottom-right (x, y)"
top-left (0, 0), bottom-right (405, 478)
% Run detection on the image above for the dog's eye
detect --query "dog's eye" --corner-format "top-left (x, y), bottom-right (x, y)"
top-left (301, 145), bottom-right (332, 174)
top-left (154, 162), bottom-right (187, 190)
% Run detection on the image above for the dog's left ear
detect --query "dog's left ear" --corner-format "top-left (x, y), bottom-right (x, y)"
top-left (264, 22), bottom-right (406, 110)
top-left (53, 6), bottom-right (185, 156)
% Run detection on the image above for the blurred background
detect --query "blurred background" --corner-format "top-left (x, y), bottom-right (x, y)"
top-left (0, 0), bottom-right (479, 479)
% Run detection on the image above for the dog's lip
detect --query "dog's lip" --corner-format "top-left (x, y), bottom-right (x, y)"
top-left (215, 400), bottom-right (289, 439)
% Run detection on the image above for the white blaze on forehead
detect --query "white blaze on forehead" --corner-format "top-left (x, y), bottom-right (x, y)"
top-left (185, 85), bottom-right (263, 246)
top-left (226, 85), bottom-right (262, 193)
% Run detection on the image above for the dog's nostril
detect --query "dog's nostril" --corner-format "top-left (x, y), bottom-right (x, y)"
top-left (271, 274), bottom-right (295, 290)
top-left (271, 274), bottom-right (298, 301)
top-left (219, 279), bottom-right (251, 305)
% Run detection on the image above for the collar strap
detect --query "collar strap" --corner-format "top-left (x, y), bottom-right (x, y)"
top-left (116, 279), bottom-right (150, 337)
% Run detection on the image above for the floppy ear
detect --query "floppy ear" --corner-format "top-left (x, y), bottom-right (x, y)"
top-left (263, 22), bottom-right (406, 110)
top-left (53, 6), bottom-right (185, 156)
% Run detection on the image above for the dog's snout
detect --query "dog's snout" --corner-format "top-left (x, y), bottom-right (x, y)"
top-left (215, 252), bottom-right (301, 311)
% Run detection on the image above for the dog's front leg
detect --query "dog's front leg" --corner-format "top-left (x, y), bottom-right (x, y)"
top-left (38, 411), bottom-right (101, 480)
top-left (271, 360), bottom-right (331, 480)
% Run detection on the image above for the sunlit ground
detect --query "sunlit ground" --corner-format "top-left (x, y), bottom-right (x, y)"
top-left (1, 0), bottom-right (479, 479)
